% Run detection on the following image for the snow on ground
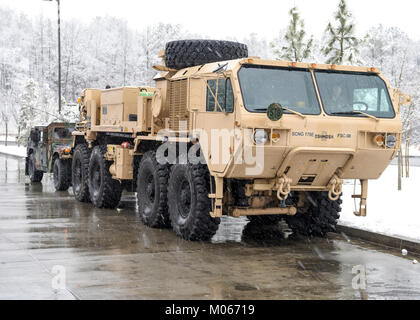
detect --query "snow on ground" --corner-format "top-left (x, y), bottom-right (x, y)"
top-left (0, 145), bottom-right (26, 158)
top-left (339, 164), bottom-right (420, 242)
top-left (0, 135), bottom-right (17, 142)
top-left (409, 145), bottom-right (420, 157)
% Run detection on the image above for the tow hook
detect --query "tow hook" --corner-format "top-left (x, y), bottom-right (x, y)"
top-left (328, 174), bottom-right (343, 201)
top-left (276, 174), bottom-right (292, 201)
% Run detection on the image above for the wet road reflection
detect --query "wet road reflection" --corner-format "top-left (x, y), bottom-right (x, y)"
top-left (0, 153), bottom-right (419, 300)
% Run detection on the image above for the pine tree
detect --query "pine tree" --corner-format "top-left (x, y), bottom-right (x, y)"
top-left (322, 0), bottom-right (359, 65)
top-left (271, 7), bottom-right (313, 62)
top-left (136, 23), bottom-right (183, 86)
top-left (243, 33), bottom-right (271, 59)
top-left (18, 79), bottom-right (38, 145)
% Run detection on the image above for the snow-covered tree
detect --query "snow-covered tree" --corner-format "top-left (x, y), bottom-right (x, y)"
top-left (271, 6), bottom-right (313, 62)
top-left (0, 105), bottom-right (11, 146)
top-left (136, 23), bottom-right (184, 86)
top-left (360, 26), bottom-right (420, 144)
top-left (10, 101), bottom-right (20, 145)
top-left (322, 0), bottom-right (360, 65)
top-left (243, 33), bottom-right (271, 59)
top-left (0, 3), bottom-right (419, 145)
top-left (57, 100), bottom-right (79, 123)
top-left (17, 79), bottom-right (59, 144)
top-left (0, 88), bottom-right (18, 145)
top-left (18, 80), bottom-right (38, 144)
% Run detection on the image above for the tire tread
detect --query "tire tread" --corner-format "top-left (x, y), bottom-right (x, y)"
top-left (286, 192), bottom-right (341, 237)
top-left (137, 151), bottom-right (171, 228)
top-left (54, 159), bottom-right (71, 191)
top-left (88, 145), bottom-right (122, 209)
top-left (165, 40), bottom-right (248, 69)
top-left (72, 144), bottom-right (91, 202)
top-left (168, 164), bottom-right (220, 241)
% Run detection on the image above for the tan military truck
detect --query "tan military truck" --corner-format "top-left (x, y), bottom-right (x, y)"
top-left (71, 39), bottom-right (408, 241)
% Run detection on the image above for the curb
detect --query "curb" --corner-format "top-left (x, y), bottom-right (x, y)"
top-left (0, 151), bottom-right (25, 159)
top-left (336, 225), bottom-right (420, 256)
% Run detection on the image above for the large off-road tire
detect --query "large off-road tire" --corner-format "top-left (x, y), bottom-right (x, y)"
top-left (165, 40), bottom-right (248, 70)
top-left (88, 145), bottom-right (122, 209)
top-left (168, 164), bottom-right (220, 241)
top-left (285, 192), bottom-right (341, 237)
top-left (72, 144), bottom-right (91, 202)
top-left (136, 151), bottom-right (171, 228)
top-left (53, 158), bottom-right (71, 191)
top-left (28, 153), bottom-right (43, 183)
top-left (247, 215), bottom-right (282, 225)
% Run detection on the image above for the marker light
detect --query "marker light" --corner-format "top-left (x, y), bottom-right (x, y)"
top-left (331, 64), bottom-right (336, 70)
top-left (374, 134), bottom-right (385, 146)
top-left (121, 142), bottom-right (131, 149)
top-left (272, 131), bottom-right (280, 143)
top-left (291, 62), bottom-right (297, 67)
top-left (311, 63), bottom-right (316, 68)
top-left (64, 148), bottom-right (71, 154)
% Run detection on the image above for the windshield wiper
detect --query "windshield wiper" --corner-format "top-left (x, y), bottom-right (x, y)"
top-left (330, 110), bottom-right (379, 122)
top-left (281, 106), bottom-right (306, 119)
top-left (254, 106), bottom-right (306, 119)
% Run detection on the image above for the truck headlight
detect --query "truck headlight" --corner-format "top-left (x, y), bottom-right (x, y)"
top-left (254, 129), bottom-right (268, 145)
top-left (386, 134), bottom-right (397, 148)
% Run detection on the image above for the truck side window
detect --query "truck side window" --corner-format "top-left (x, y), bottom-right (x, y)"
top-left (217, 80), bottom-right (226, 112)
top-left (225, 78), bottom-right (234, 113)
top-left (206, 80), bottom-right (217, 112)
top-left (206, 78), bottom-right (234, 113)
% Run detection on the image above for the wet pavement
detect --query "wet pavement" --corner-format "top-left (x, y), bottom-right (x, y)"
top-left (0, 153), bottom-right (419, 300)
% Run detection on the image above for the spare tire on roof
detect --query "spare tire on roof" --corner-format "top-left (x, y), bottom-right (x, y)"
top-left (165, 39), bottom-right (248, 70)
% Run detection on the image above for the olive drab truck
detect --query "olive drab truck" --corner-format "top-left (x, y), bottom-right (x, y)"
top-left (26, 122), bottom-right (75, 191)
top-left (70, 39), bottom-right (409, 241)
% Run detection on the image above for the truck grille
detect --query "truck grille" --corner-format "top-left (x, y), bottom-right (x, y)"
top-left (169, 79), bottom-right (189, 131)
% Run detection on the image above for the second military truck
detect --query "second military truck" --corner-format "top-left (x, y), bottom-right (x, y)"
top-left (26, 122), bottom-right (75, 191)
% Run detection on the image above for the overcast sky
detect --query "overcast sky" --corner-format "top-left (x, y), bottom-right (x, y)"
top-left (2, 0), bottom-right (420, 41)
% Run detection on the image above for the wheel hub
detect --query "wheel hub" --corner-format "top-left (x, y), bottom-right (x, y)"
top-left (179, 180), bottom-right (191, 218)
top-left (145, 174), bottom-right (155, 203)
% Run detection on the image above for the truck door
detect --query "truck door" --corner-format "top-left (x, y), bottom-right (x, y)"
top-left (192, 76), bottom-right (235, 174)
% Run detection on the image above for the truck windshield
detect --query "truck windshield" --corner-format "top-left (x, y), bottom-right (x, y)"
top-left (54, 127), bottom-right (74, 139)
top-left (315, 71), bottom-right (395, 118)
top-left (238, 65), bottom-right (320, 115)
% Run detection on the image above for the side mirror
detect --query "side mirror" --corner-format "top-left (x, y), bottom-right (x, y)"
top-left (400, 94), bottom-right (412, 107)
top-left (393, 89), bottom-right (412, 112)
